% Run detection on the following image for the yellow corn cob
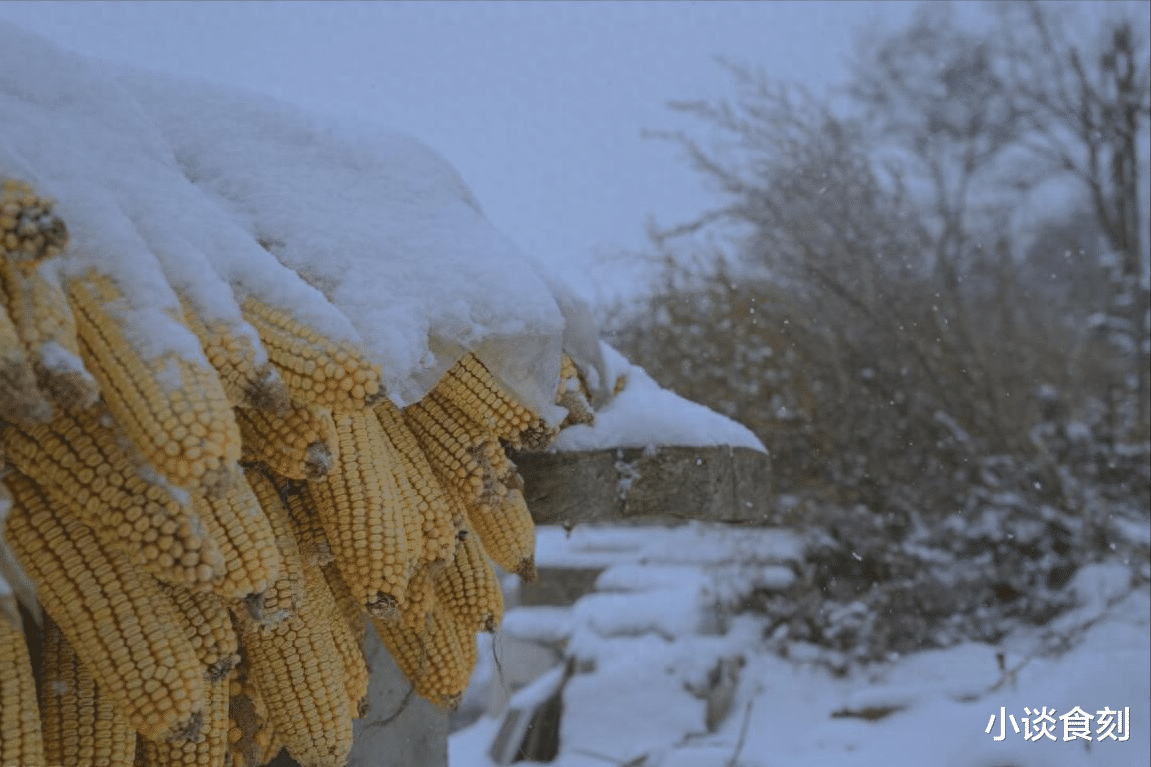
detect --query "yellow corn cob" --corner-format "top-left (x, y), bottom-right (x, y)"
top-left (236, 402), bottom-right (337, 481)
top-left (303, 560), bottom-right (369, 717)
top-left (309, 411), bottom-right (410, 619)
top-left (141, 676), bottom-right (229, 767)
top-left (274, 477), bottom-right (332, 567)
top-left (466, 488), bottom-right (537, 582)
top-left (557, 351), bottom-right (594, 428)
top-left (240, 468), bottom-right (305, 624)
top-left (162, 585), bottom-right (240, 681)
top-left (226, 662), bottom-right (274, 767)
top-left (0, 258), bottom-right (99, 412)
top-left (321, 563), bottom-right (365, 645)
top-left (0, 406), bottom-right (225, 590)
top-left (376, 398), bottom-right (461, 566)
top-left (399, 562), bottom-right (437, 633)
top-left (0, 298), bottom-right (53, 424)
top-left (0, 177), bottom-right (68, 263)
top-left (240, 297), bottom-right (383, 413)
top-left (4, 473), bottom-right (205, 741)
top-left (434, 525), bottom-right (504, 633)
top-left (373, 600), bottom-right (476, 710)
top-left (433, 353), bottom-right (556, 450)
top-left (234, 473), bottom-right (353, 767)
top-left (192, 472), bottom-right (282, 601)
top-left (384, 436), bottom-right (428, 580)
top-left (68, 270), bottom-right (241, 494)
top-left (180, 297), bottom-right (289, 414)
top-left (0, 609), bottom-right (43, 767)
top-left (39, 616), bottom-right (135, 767)
top-left (404, 394), bottom-right (519, 506)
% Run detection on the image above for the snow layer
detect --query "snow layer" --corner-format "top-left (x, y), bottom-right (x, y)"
top-left (453, 525), bottom-right (1150, 767)
top-left (552, 344), bottom-right (765, 452)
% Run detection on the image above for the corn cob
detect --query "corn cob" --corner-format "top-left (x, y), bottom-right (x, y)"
top-left (141, 675), bottom-right (229, 767)
top-left (0, 297), bottom-right (53, 424)
top-left (0, 177), bottom-right (68, 263)
top-left (399, 562), bottom-right (437, 633)
top-left (434, 525), bottom-right (504, 633)
top-left (234, 469), bottom-right (353, 767)
top-left (162, 585), bottom-right (240, 681)
top-left (373, 600), bottom-right (476, 709)
top-left (275, 477), bottom-right (332, 567)
top-left (321, 563), bottom-right (365, 645)
top-left (240, 297), bottom-right (383, 413)
top-left (432, 354), bottom-right (556, 450)
top-left (404, 394), bottom-right (519, 506)
top-left (192, 472), bottom-right (281, 601)
top-left (0, 258), bottom-right (99, 412)
top-left (39, 616), bottom-right (135, 767)
top-left (303, 559), bottom-right (369, 717)
top-left (226, 663), bottom-right (274, 767)
top-left (68, 270), bottom-right (241, 494)
top-left (4, 473), bottom-right (205, 741)
top-left (376, 398), bottom-right (461, 566)
top-left (180, 297), bottom-right (289, 414)
top-left (466, 488), bottom-right (537, 582)
top-left (309, 411), bottom-right (410, 619)
top-left (1, 406), bottom-right (225, 590)
top-left (0, 608), bottom-right (43, 767)
top-left (557, 351), bottom-right (594, 428)
top-left (241, 468), bottom-right (305, 624)
top-left (236, 402), bottom-right (337, 481)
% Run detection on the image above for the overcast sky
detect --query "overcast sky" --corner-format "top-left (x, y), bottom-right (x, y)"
top-left (0, 0), bottom-right (918, 303)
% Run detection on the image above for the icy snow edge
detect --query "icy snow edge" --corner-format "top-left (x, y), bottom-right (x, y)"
top-left (552, 344), bottom-right (766, 452)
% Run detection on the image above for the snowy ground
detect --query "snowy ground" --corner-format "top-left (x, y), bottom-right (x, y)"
top-left (451, 524), bottom-right (1150, 767)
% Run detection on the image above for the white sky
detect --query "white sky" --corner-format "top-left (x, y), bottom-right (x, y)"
top-left (0, 0), bottom-right (916, 303)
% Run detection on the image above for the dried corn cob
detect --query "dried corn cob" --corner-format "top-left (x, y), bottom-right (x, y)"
top-left (39, 616), bottom-right (135, 767)
top-left (466, 488), bottom-right (537, 582)
top-left (373, 601), bottom-right (476, 710)
top-left (1, 406), bottom-right (225, 590)
top-left (434, 525), bottom-right (504, 633)
top-left (0, 608), bottom-right (43, 767)
top-left (68, 270), bottom-right (241, 494)
top-left (235, 470), bottom-right (353, 767)
top-left (557, 351), bottom-right (594, 427)
top-left (236, 402), bottom-right (337, 481)
top-left (241, 468), bottom-right (305, 624)
top-left (226, 663), bottom-right (274, 767)
top-left (240, 297), bottom-right (383, 413)
top-left (4, 473), bottom-right (205, 741)
top-left (303, 559), bottom-right (369, 717)
top-left (0, 298), bottom-right (53, 424)
top-left (309, 411), bottom-right (410, 619)
top-left (275, 477), bottom-right (332, 567)
top-left (0, 177), bottom-right (68, 263)
top-left (180, 297), bottom-right (289, 414)
top-left (141, 675), bottom-right (229, 767)
top-left (321, 563), bottom-right (365, 645)
top-left (192, 472), bottom-right (281, 601)
top-left (0, 258), bottom-right (99, 411)
top-left (405, 394), bottom-right (518, 505)
top-left (376, 398), bottom-right (460, 566)
top-left (433, 354), bottom-right (556, 449)
top-left (399, 562), bottom-right (437, 633)
top-left (162, 585), bottom-right (240, 681)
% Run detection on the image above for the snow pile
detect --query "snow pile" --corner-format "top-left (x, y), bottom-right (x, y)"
top-left (552, 344), bottom-right (765, 452)
top-left (452, 524), bottom-right (1150, 767)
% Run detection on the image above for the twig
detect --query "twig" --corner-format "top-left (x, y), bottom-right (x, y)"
top-left (726, 696), bottom-right (756, 767)
top-left (362, 684), bottom-right (414, 732)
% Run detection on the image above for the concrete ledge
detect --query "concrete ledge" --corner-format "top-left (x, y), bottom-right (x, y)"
top-left (511, 446), bottom-right (771, 525)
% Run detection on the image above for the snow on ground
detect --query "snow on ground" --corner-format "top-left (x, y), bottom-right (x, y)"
top-left (451, 524), bottom-right (1150, 767)
top-left (552, 344), bottom-right (765, 452)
